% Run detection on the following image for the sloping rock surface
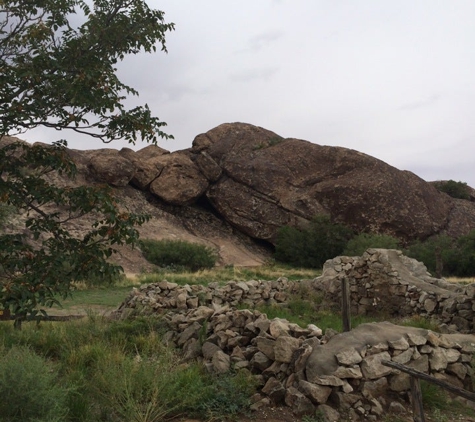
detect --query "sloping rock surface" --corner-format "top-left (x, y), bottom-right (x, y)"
top-left (193, 123), bottom-right (465, 242)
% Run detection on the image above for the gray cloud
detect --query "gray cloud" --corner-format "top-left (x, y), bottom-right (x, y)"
top-left (398, 94), bottom-right (442, 111)
top-left (245, 30), bottom-right (285, 52)
top-left (229, 67), bottom-right (279, 82)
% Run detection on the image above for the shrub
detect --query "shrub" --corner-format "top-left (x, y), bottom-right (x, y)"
top-left (275, 215), bottom-right (353, 268)
top-left (196, 371), bottom-right (258, 420)
top-left (434, 180), bottom-right (470, 200)
top-left (343, 233), bottom-right (400, 256)
top-left (445, 230), bottom-right (475, 277)
top-left (0, 346), bottom-right (69, 422)
top-left (405, 232), bottom-right (475, 278)
top-left (139, 239), bottom-right (217, 272)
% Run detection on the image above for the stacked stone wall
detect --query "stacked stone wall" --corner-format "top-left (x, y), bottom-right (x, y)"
top-left (316, 248), bottom-right (475, 333)
top-left (116, 253), bottom-right (475, 420)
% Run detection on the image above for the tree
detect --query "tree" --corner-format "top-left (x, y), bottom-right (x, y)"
top-left (405, 235), bottom-right (454, 277)
top-left (0, 0), bottom-right (175, 327)
top-left (433, 180), bottom-right (470, 200)
top-left (275, 215), bottom-right (353, 269)
top-left (343, 233), bottom-right (400, 257)
top-left (1, 0), bottom-right (174, 143)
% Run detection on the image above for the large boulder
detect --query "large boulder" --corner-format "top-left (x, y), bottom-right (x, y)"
top-left (191, 122), bottom-right (472, 243)
top-left (149, 152), bottom-right (209, 206)
top-left (87, 149), bottom-right (136, 187)
top-left (119, 145), bottom-right (170, 190)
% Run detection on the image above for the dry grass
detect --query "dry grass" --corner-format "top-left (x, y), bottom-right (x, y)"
top-left (444, 276), bottom-right (475, 285)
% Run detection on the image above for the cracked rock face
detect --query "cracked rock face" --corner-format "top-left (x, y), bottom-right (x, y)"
top-left (193, 122), bottom-right (460, 243)
top-left (5, 121), bottom-right (475, 259)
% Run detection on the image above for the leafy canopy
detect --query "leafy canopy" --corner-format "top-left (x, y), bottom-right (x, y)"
top-left (274, 215), bottom-right (353, 269)
top-left (1, 0), bottom-right (174, 143)
top-left (0, 0), bottom-right (174, 325)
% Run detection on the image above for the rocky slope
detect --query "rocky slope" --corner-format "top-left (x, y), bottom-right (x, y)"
top-left (3, 122), bottom-right (475, 272)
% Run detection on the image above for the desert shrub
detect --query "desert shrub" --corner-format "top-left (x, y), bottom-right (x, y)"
top-left (0, 346), bottom-right (70, 422)
top-left (275, 215), bottom-right (353, 268)
top-left (343, 233), bottom-right (400, 256)
top-left (139, 239), bottom-right (217, 272)
top-left (434, 180), bottom-right (470, 200)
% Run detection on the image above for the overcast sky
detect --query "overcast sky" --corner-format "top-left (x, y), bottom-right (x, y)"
top-left (25, 1), bottom-right (475, 187)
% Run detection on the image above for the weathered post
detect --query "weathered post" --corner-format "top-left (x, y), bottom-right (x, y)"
top-left (341, 277), bottom-right (351, 332)
top-left (410, 376), bottom-right (426, 422)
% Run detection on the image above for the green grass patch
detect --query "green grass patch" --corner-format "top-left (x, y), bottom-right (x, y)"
top-left (0, 316), bottom-right (257, 422)
top-left (58, 285), bottom-right (138, 310)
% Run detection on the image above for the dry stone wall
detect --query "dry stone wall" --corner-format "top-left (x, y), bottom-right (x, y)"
top-left (116, 250), bottom-right (475, 420)
top-left (315, 248), bottom-right (475, 333)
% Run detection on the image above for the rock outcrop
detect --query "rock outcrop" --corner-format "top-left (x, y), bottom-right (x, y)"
top-left (3, 122), bottom-right (475, 270)
top-left (60, 122), bottom-right (475, 245)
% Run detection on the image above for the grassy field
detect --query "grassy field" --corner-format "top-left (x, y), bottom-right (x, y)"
top-left (2, 265), bottom-right (475, 422)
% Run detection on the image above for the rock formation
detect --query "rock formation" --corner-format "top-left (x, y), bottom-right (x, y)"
top-left (3, 122), bottom-right (475, 271)
top-left (62, 122), bottom-right (475, 246)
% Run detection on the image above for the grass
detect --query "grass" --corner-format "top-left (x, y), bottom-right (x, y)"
top-left (5, 265), bottom-right (475, 421)
top-left (138, 263), bottom-right (321, 286)
top-left (0, 317), bottom-right (257, 422)
top-left (445, 276), bottom-right (475, 285)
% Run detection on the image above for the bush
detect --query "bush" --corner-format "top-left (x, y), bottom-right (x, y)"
top-left (139, 239), bottom-right (217, 272)
top-left (196, 371), bottom-right (258, 420)
top-left (405, 232), bottom-right (475, 278)
top-left (275, 215), bottom-right (353, 268)
top-left (405, 235), bottom-right (455, 277)
top-left (434, 180), bottom-right (470, 200)
top-left (0, 346), bottom-right (69, 422)
top-left (445, 230), bottom-right (475, 277)
top-left (343, 233), bottom-right (400, 256)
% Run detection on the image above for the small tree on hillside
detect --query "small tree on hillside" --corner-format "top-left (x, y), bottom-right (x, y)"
top-left (0, 0), bottom-right (174, 327)
top-left (433, 180), bottom-right (470, 200)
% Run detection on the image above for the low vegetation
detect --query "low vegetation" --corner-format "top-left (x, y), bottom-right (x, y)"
top-left (274, 214), bottom-right (475, 277)
top-left (433, 179), bottom-right (471, 200)
top-left (274, 215), bottom-right (353, 268)
top-left (139, 239), bottom-right (217, 272)
top-left (1, 265), bottom-right (474, 421)
top-left (138, 263), bottom-right (321, 286)
top-left (0, 316), bottom-right (257, 422)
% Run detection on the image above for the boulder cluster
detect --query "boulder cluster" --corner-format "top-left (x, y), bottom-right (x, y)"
top-left (317, 248), bottom-right (475, 333)
top-left (54, 122), bottom-right (475, 243)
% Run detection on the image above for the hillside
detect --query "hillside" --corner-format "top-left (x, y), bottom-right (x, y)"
top-left (2, 122), bottom-right (475, 273)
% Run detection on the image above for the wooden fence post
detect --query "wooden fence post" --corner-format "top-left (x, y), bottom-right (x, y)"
top-left (410, 376), bottom-right (426, 422)
top-left (382, 360), bottom-right (475, 422)
top-left (341, 277), bottom-right (351, 332)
